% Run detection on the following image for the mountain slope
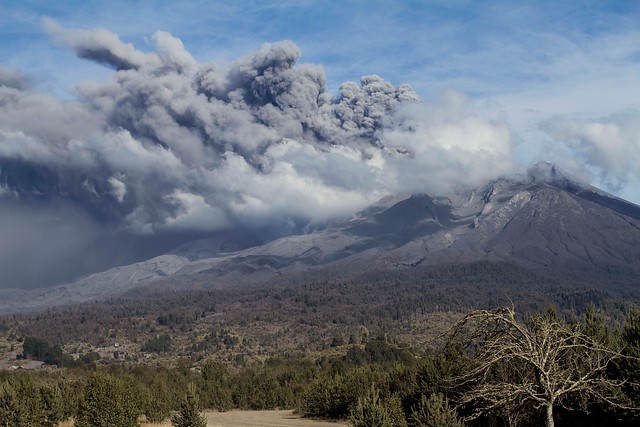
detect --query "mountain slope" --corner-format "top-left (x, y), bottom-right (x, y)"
top-left (186, 164), bottom-right (640, 280)
top-left (2, 163), bottom-right (639, 313)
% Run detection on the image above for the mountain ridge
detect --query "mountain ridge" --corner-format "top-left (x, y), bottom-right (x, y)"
top-left (2, 163), bottom-right (639, 313)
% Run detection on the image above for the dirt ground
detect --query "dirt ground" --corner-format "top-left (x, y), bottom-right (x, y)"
top-left (203, 410), bottom-right (347, 427)
top-left (60, 410), bottom-right (348, 427)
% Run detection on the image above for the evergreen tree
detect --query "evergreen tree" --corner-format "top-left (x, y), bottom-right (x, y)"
top-left (56, 375), bottom-right (82, 421)
top-left (386, 394), bottom-right (409, 427)
top-left (611, 306), bottom-right (640, 422)
top-left (13, 376), bottom-right (43, 427)
top-left (303, 374), bottom-right (351, 418)
top-left (140, 375), bottom-right (173, 423)
top-left (39, 383), bottom-right (65, 427)
top-left (410, 393), bottom-right (464, 427)
top-left (349, 385), bottom-right (395, 427)
top-left (0, 382), bottom-right (22, 427)
top-left (201, 359), bottom-right (232, 411)
top-left (75, 372), bottom-right (139, 427)
top-left (171, 382), bottom-right (207, 427)
top-left (0, 376), bottom-right (53, 427)
top-left (583, 303), bottom-right (609, 344)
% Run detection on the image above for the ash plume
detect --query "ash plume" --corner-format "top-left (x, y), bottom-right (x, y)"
top-left (0, 20), bottom-right (516, 288)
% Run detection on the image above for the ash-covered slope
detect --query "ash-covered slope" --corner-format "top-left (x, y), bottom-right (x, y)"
top-left (2, 163), bottom-right (639, 313)
top-left (184, 163), bottom-right (640, 280)
top-left (481, 184), bottom-right (640, 274)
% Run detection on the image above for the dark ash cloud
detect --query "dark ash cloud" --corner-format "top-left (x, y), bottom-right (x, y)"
top-left (0, 19), bottom-right (517, 289)
top-left (42, 17), bottom-right (158, 71)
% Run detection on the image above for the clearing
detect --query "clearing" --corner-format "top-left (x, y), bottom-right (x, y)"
top-left (60, 410), bottom-right (348, 427)
top-left (201, 410), bottom-right (347, 427)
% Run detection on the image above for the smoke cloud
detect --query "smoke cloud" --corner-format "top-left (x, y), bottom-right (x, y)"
top-left (0, 20), bottom-right (517, 289)
top-left (540, 113), bottom-right (640, 192)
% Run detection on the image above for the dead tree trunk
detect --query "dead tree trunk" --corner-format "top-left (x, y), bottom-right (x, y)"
top-left (545, 402), bottom-right (554, 427)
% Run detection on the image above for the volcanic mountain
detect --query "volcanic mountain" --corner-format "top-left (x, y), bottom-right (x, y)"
top-left (2, 163), bottom-right (639, 313)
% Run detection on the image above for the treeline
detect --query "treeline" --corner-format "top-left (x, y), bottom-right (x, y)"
top-left (20, 336), bottom-right (101, 368)
top-left (1, 335), bottom-right (413, 425)
top-left (6, 261), bottom-right (633, 357)
top-left (2, 305), bottom-right (640, 426)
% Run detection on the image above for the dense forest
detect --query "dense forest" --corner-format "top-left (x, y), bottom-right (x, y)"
top-left (1, 261), bottom-right (639, 426)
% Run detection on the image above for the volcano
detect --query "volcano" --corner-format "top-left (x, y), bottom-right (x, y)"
top-left (2, 163), bottom-right (639, 313)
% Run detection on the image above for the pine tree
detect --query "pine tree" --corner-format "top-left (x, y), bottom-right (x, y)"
top-left (386, 394), bottom-right (409, 427)
top-left (410, 393), bottom-right (464, 427)
top-left (171, 382), bottom-right (207, 427)
top-left (349, 385), bottom-right (395, 427)
top-left (75, 372), bottom-right (139, 427)
top-left (141, 376), bottom-right (173, 423)
top-left (0, 382), bottom-right (22, 427)
top-left (39, 383), bottom-right (65, 427)
top-left (201, 359), bottom-right (232, 411)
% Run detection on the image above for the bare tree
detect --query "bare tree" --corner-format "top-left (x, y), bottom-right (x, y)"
top-left (451, 307), bottom-right (633, 427)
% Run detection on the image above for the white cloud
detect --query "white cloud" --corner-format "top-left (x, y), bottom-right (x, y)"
top-left (108, 176), bottom-right (127, 203)
top-left (380, 96), bottom-right (516, 194)
top-left (163, 190), bottom-right (229, 232)
top-left (540, 113), bottom-right (640, 192)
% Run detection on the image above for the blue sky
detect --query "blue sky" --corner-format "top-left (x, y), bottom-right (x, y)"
top-left (4, 1), bottom-right (640, 97)
top-left (2, 0), bottom-right (640, 202)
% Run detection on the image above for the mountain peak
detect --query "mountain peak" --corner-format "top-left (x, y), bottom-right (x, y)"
top-left (527, 162), bottom-right (568, 185)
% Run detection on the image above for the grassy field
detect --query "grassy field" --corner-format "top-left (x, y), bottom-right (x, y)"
top-left (59, 410), bottom-right (348, 427)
